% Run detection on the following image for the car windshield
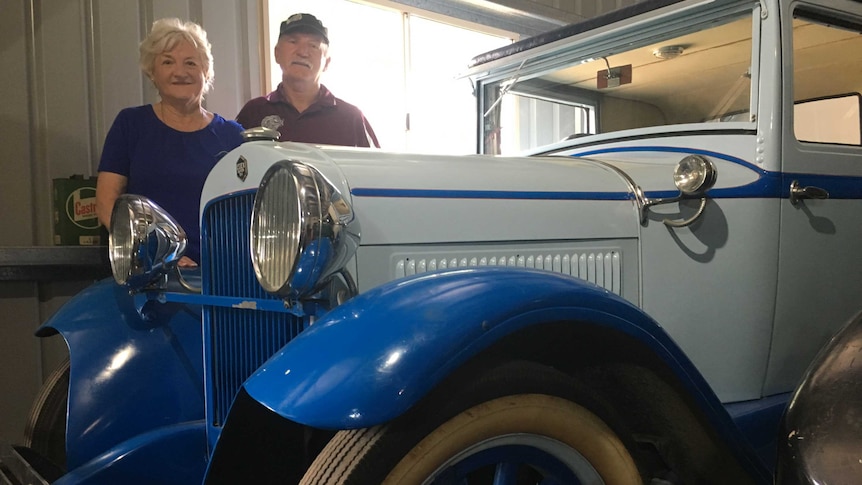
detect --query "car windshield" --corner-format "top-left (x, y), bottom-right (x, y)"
top-left (480, 10), bottom-right (754, 154)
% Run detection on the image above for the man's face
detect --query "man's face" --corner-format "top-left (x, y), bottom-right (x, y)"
top-left (275, 32), bottom-right (330, 84)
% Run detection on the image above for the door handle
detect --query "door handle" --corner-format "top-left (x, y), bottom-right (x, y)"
top-left (790, 180), bottom-right (829, 206)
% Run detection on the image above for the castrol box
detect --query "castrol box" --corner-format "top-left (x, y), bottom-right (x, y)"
top-left (52, 176), bottom-right (107, 246)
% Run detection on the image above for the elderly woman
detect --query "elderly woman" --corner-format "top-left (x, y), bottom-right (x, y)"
top-left (96, 18), bottom-right (243, 266)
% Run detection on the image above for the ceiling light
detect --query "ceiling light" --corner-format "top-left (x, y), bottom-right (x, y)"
top-left (653, 45), bottom-right (685, 60)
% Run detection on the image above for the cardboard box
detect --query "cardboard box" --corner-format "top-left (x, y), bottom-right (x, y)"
top-left (53, 176), bottom-right (107, 246)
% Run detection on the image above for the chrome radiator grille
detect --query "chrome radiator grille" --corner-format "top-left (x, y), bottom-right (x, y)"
top-left (203, 191), bottom-right (308, 426)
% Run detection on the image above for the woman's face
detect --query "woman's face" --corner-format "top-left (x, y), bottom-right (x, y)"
top-left (152, 40), bottom-right (206, 105)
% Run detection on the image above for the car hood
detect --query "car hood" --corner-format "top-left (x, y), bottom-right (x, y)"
top-left (203, 142), bottom-right (648, 246)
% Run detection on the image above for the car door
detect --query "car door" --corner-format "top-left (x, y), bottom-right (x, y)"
top-left (765, 0), bottom-right (862, 395)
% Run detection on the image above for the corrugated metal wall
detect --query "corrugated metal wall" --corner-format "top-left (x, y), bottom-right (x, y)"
top-left (0, 0), bottom-right (262, 446)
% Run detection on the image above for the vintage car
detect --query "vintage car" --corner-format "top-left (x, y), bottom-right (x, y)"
top-left (1, 0), bottom-right (861, 483)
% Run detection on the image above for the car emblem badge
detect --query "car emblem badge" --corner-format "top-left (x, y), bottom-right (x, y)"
top-left (236, 156), bottom-right (248, 182)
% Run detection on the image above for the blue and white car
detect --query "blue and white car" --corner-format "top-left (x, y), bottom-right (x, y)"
top-left (2, 0), bottom-right (861, 483)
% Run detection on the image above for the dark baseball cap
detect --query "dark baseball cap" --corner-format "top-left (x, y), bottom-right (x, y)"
top-left (279, 13), bottom-right (329, 44)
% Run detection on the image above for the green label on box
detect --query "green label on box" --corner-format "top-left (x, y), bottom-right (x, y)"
top-left (53, 176), bottom-right (105, 246)
top-left (65, 187), bottom-right (99, 229)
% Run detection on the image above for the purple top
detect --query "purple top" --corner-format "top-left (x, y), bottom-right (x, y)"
top-left (98, 105), bottom-right (244, 263)
top-left (236, 84), bottom-right (380, 148)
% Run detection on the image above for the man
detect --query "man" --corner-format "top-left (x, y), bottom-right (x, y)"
top-left (236, 13), bottom-right (380, 147)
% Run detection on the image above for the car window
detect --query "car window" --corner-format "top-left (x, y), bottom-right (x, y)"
top-left (482, 10), bottom-right (755, 154)
top-left (792, 10), bottom-right (862, 146)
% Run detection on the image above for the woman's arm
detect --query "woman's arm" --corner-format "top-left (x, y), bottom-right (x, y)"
top-left (96, 171), bottom-right (197, 267)
top-left (95, 171), bottom-right (128, 229)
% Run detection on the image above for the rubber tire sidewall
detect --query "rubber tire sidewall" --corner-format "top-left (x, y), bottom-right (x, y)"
top-left (301, 360), bottom-right (643, 485)
top-left (384, 392), bottom-right (640, 484)
top-left (23, 357), bottom-right (69, 470)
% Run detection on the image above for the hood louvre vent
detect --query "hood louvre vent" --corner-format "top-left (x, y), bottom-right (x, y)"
top-left (395, 250), bottom-right (621, 295)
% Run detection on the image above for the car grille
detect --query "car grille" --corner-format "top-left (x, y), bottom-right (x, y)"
top-left (202, 191), bottom-right (309, 426)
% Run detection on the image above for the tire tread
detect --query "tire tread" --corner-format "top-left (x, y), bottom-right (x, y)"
top-left (300, 427), bottom-right (385, 485)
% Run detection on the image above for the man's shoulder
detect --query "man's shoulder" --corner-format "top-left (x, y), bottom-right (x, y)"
top-left (330, 96), bottom-right (368, 118)
top-left (236, 94), bottom-right (283, 128)
top-left (238, 95), bottom-right (273, 111)
top-left (319, 85), bottom-right (364, 116)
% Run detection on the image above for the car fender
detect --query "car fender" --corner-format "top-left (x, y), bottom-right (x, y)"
top-left (51, 421), bottom-right (207, 485)
top-left (37, 278), bottom-right (205, 469)
top-left (243, 267), bottom-right (723, 431)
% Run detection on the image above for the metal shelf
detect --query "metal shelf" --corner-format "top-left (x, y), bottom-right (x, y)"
top-left (0, 246), bottom-right (110, 282)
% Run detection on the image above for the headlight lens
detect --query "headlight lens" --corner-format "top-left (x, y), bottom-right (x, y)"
top-left (251, 163), bottom-right (305, 294)
top-left (673, 155), bottom-right (717, 195)
top-left (109, 195), bottom-right (186, 288)
top-left (251, 161), bottom-right (359, 299)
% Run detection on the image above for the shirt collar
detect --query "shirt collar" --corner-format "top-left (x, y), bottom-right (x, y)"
top-left (267, 83), bottom-right (336, 109)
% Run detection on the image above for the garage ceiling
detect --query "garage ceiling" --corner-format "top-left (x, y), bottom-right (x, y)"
top-left (385, 0), bottom-right (580, 37)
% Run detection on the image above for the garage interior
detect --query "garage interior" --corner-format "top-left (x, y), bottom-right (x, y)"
top-left (0, 0), bottom-right (642, 448)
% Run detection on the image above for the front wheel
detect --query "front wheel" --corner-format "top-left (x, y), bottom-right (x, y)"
top-left (23, 357), bottom-right (69, 470)
top-left (300, 361), bottom-right (642, 485)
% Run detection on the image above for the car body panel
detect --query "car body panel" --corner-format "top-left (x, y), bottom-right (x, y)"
top-left (37, 279), bottom-right (205, 469)
top-left (243, 267), bottom-right (687, 429)
top-left (51, 421), bottom-right (206, 485)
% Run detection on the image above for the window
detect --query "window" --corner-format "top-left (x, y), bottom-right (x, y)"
top-left (267, 0), bottom-right (512, 154)
top-left (480, 10), bottom-right (755, 154)
top-left (792, 10), bottom-right (862, 146)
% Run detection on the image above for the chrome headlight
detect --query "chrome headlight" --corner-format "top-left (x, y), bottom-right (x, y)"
top-left (251, 161), bottom-right (359, 299)
top-left (109, 194), bottom-right (186, 288)
top-left (673, 154), bottom-right (717, 195)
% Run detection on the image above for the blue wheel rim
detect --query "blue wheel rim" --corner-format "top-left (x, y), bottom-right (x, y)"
top-left (424, 434), bottom-right (604, 485)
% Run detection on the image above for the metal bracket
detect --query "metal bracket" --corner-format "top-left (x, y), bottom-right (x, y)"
top-left (662, 198), bottom-right (707, 227)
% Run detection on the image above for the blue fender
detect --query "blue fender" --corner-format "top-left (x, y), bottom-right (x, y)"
top-left (52, 421), bottom-right (207, 485)
top-left (243, 267), bottom-right (724, 431)
top-left (38, 278), bottom-right (205, 470)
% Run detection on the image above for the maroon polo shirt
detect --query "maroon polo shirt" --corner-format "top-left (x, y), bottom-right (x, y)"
top-left (236, 84), bottom-right (380, 148)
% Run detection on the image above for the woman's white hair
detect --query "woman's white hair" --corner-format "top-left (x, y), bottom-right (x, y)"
top-left (139, 18), bottom-right (214, 94)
